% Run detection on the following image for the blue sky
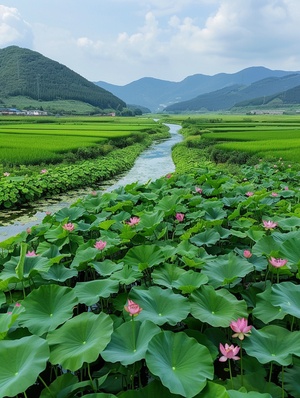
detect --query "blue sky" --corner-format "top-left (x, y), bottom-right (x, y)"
top-left (1, 0), bottom-right (300, 85)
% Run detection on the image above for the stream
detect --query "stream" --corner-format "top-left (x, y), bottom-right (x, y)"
top-left (0, 123), bottom-right (182, 241)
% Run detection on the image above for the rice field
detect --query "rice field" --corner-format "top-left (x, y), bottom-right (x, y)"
top-left (0, 116), bottom-right (156, 165)
top-left (196, 115), bottom-right (300, 163)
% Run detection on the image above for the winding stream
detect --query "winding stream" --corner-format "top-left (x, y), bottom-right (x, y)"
top-left (0, 123), bottom-right (182, 241)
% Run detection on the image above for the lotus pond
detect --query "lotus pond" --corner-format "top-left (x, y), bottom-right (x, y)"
top-left (1, 159), bottom-right (300, 398)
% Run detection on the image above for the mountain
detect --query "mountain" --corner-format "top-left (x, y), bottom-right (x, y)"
top-left (0, 46), bottom-right (126, 111)
top-left (95, 67), bottom-right (300, 112)
top-left (234, 84), bottom-right (300, 108)
top-left (164, 73), bottom-right (300, 112)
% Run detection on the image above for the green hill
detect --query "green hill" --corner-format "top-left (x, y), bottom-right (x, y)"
top-left (0, 46), bottom-right (126, 111)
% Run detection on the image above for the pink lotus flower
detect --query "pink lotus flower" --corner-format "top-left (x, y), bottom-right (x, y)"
top-left (175, 213), bottom-right (185, 222)
top-left (26, 227), bottom-right (32, 234)
top-left (219, 343), bottom-right (240, 362)
top-left (269, 257), bottom-right (288, 268)
top-left (271, 192), bottom-right (278, 197)
top-left (263, 220), bottom-right (278, 229)
top-left (94, 240), bottom-right (107, 250)
top-left (124, 299), bottom-right (142, 316)
top-left (45, 211), bottom-right (51, 216)
top-left (40, 169), bottom-right (48, 174)
top-left (15, 302), bottom-right (21, 307)
top-left (284, 186), bottom-right (289, 190)
top-left (195, 186), bottom-right (203, 194)
top-left (26, 250), bottom-right (37, 257)
top-left (243, 250), bottom-right (252, 259)
top-left (127, 217), bottom-right (140, 226)
top-left (245, 191), bottom-right (254, 197)
top-left (230, 318), bottom-right (252, 340)
top-left (91, 190), bottom-right (97, 196)
top-left (62, 223), bottom-right (75, 232)
top-left (166, 173), bottom-right (172, 179)
top-left (3, 172), bottom-right (10, 177)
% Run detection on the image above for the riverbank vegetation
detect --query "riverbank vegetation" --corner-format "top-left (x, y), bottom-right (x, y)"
top-left (1, 114), bottom-right (300, 397)
top-left (0, 116), bottom-right (169, 209)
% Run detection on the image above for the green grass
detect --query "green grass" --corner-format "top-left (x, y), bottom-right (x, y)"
top-left (0, 116), bottom-right (158, 166)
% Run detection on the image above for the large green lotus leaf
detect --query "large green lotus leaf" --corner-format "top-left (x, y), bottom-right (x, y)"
top-left (228, 391), bottom-right (272, 398)
top-left (146, 331), bottom-right (213, 398)
top-left (252, 286), bottom-right (286, 323)
top-left (139, 210), bottom-right (164, 230)
top-left (203, 252), bottom-right (253, 288)
top-left (36, 243), bottom-right (70, 265)
top-left (197, 382), bottom-right (229, 398)
top-left (81, 395), bottom-right (117, 398)
top-left (155, 195), bottom-right (179, 215)
top-left (40, 373), bottom-right (78, 398)
top-left (173, 270), bottom-right (208, 294)
top-left (270, 282), bottom-right (300, 318)
top-left (203, 207), bottom-right (227, 221)
top-left (122, 245), bottom-right (165, 271)
top-left (102, 320), bottom-right (160, 365)
top-left (252, 236), bottom-right (281, 256)
top-left (19, 284), bottom-right (78, 336)
top-left (0, 335), bottom-right (49, 397)
top-left (152, 263), bottom-right (185, 289)
top-left (243, 326), bottom-right (297, 366)
top-left (190, 285), bottom-right (248, 327)
top-left (47, 312), bottom-right (113, 371)
top-left (245, 229), bottom-right (265, 243)
top-left (278, 217), bottom-right (300, 230)
top-left (190, 229), bottom-right (221, 247)
top-left (91, 260), bottom-right (123, 276)
top-left (42, 263), bottom-right (78, 282)
top-left (71, 247), bottom-right (98, 269)
top-left (2, 253), bottom-right (51, 282)
top-left (119, 379), bottom-right (182, 398)
top-left (281, 358), bottom-right (300, 398)
top-left (129, 286), bottom-right (190, 326)
top-left (109, 264), bottom-right (143, 285)
top-left (74, 280), bottom-right (119, 305)
top-left (280, 238), bottom-right (300, 264)
top-left (55, 206), bottom-right (86, 222)
top-left (176, 240), bottom-right (200, 259)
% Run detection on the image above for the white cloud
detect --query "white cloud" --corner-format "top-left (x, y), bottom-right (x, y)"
top-left (0, 5), bottom-right (33, 47)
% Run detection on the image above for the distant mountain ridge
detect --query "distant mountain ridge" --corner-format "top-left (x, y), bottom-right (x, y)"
top-left (0, 46), bottom-right (126, 111)
top-left (95, 67), bottom-right (300, 112)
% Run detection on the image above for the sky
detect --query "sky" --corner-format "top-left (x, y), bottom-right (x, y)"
top-left (1, 0), bottom-right (300, 85)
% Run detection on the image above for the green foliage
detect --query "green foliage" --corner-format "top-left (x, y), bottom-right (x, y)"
top-left (1, 138), bottom-right (300, 396)
top-left (0, 46), bottom-right (126, 110)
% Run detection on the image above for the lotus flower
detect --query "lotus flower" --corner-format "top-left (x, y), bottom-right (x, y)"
top-left (175, 213), bottom-right (185, 222)
top-left (40, 169), bottom-right (48, 174)
top-left (62, 223), bottom-right (75, 232)
top-left (271, 192), bottom-right (278, 197)
top-left (3, 172), bottom-right (10, 177)
top-left (219, 343), bottom-right (240, 362)
top-left (243, 250), bottom-right (252, 259)
top-left (26, 250), bottom-right (37, 257)
top-left (124, 299), bottom-right (142, 316)
top-left (127, 216), bottom-right (140, 226)
top-left (230, 318), bottom-right (252, 340)
top-left (245, 191), bottom-right (254, 197)
top-left (195, 186), bottom-right (203, 194)
top-left (94, 240), bottom-right (107, 250)
top-left (262, 220), bottom-right (277, 229)
top-left (269, 257), bottom-right (288, 268)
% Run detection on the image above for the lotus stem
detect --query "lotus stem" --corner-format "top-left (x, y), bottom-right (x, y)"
top-left (281, 366), bottom-right (285, 398)
top-left (229, 360), bottom-right (233, 388)
top-left (38, 375), bottom-right (55, 397)
top-left (240, 341), bottom-right (244, 387)
top-left (87, 362), bottom-right (96, 392)
top-left (290, 316), bottom-right (295, 332)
